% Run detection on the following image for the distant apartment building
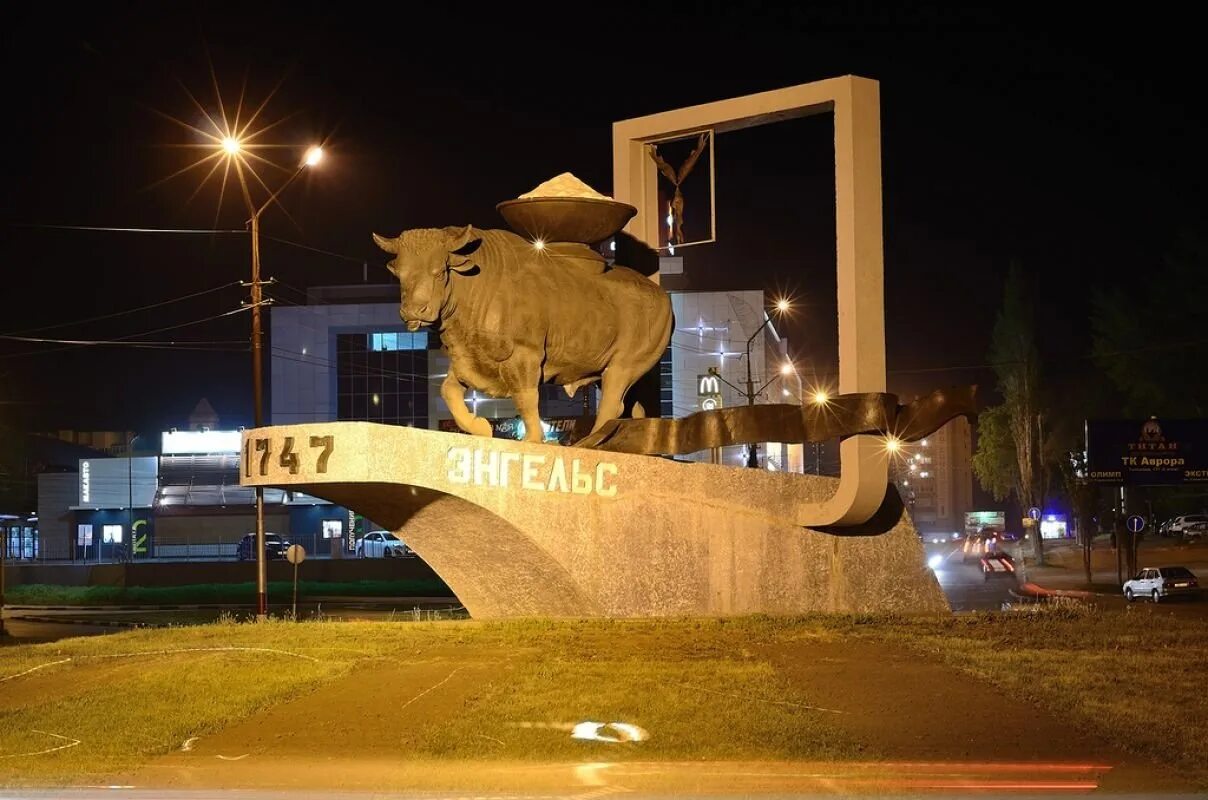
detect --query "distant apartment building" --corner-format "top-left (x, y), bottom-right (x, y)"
top-left (890, 416), bottom-right (973, 534)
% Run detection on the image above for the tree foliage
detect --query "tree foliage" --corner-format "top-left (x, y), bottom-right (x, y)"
top-left (973, 403), bottom-right (1017, 502)
top-left (1092, 231), bottom-right (1208, 417)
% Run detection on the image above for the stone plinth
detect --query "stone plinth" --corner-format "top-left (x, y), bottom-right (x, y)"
top-left (241, 422), bottom-right (948, 618)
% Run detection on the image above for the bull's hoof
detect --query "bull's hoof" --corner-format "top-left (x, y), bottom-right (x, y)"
top-left (468, 417), bottom-right (494, 438)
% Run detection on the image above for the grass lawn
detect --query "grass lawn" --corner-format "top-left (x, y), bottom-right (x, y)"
top-left (869, 603), bottom-right (1208, 782)
top-left (1, 609), bottom-right (1206, 787)
top-left (3, 578), bottom-right (451, 606)
top-left (0, 617), bottom-right (866, 785)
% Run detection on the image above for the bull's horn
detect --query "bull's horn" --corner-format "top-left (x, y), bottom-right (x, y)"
top-left (448, 224), bottom-right (480, 254)
top-left (372, 232), bottom-right (399, 254)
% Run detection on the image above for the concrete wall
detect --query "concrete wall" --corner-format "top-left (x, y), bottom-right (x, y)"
top-left (242, 422), bottom-right (948, 619)
top-left (36, 473), bottom-right (76, 559)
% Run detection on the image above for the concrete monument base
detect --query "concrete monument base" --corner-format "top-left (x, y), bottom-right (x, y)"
top-left (241, 422), bottom-right (948, 618)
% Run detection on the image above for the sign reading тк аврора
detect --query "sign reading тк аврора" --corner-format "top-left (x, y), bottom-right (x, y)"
top-left (1086, 418), bottom-right (1208, 485)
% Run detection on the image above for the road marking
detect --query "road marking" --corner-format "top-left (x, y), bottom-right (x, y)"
top-left (0, 730), bottom-right (82, 759)
top-left (674, 682), bottom-right (845, 714)
top-left (0, 658), bottom-right (72, 684)
top-left (216, 753), bottom-right (249, 761)
top-left (398, 667), bottom-right (462, 712)
top-left (85, 646), bottom-right (319, 663)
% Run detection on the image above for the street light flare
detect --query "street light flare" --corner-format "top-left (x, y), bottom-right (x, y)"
top-left (304, 145), bottom-right (324, 167)
top-left (775, 298), bottom-right (791, 313)
top-left (780, 362), bottom-right (793, 376)
top-left (884, 435), bottom-right (902, 454)
top-left (222, 136), bottom-right (241, 155)
top-left (812, 390), bottom-right (829, 405)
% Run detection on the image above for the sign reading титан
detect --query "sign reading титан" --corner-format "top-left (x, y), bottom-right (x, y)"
top-left (1086, 418), bottom-right (1208, 485)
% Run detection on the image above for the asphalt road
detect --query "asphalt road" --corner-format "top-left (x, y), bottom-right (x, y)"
top-left (924, 541), bottom-right (1020, 611)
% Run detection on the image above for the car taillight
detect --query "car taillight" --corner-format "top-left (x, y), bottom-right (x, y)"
top-left (1004, 561), bottom-right (1015, 572)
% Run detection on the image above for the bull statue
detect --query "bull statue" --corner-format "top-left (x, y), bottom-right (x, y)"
top-left (373, 226), bottom-right (673, 443)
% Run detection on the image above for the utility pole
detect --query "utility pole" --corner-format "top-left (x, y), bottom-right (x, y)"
top-left (741, 299), bottom-right (791, 468)
top-left (229, 142), bottom-right (323, 622)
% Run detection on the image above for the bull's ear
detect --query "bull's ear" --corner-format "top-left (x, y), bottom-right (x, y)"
top-left (447, 225), bottom-right (483, 273)
top-left (372, 232), bottom-right (399, 254)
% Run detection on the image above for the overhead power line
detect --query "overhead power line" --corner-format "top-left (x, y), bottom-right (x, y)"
top-left (0, 281), bottom-right (243, 337)
top-left (14, 223), bottom-right (247, 235)
top-left (0, 305), bottom-right (259, 360)
top-left (16, 223), bottom-right (371, 266)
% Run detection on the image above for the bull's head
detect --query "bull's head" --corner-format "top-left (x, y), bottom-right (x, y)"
top-left (372, 225), bottom-right (482, 330)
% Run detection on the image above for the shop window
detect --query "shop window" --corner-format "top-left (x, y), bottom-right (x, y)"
top-left (77, 524), bottom-right (94, 546)
top-left (102, 524), bottom-right (123, 543)
top-left (322, 519), bottom-right (343, 539)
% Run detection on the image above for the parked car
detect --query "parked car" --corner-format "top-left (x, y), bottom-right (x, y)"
top-left (1184, 521), bottom-right (1207, 543)
top-left (356, 531), bottom-right (413, 558)
top-left (1123, 566), bottom-right (1200, 603)
top-left (981, 551), bottom-right (1016, 581)
top-left (1167, 514), bottom-right (1208, 536)
top-left (236, 532), bottom-right (290, 561)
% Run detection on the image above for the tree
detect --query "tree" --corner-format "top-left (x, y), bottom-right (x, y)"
top-left (972, 404), bottom-right (1017, 501)
top-left (1092, 230), bottom-right (1208, 417)
top-left (985, 262), bottom-right (1045, 563)
top-left (1060, 448), bottom-right (1102, 586)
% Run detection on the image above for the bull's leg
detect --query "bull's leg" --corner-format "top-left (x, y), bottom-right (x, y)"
top-left (513, 386), bottom-right (544, 443)
top-left (441, 368), bottom-right (492, 438)
top-left (592, 369), bottom-right (631, 433)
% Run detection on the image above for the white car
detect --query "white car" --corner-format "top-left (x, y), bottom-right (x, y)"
top-left (1123, 566), bottom-right (1200, 603)
top-left (1168, 515), bottom-right (1208, 536)
top-left (356, 531), bottom-right (413, 558)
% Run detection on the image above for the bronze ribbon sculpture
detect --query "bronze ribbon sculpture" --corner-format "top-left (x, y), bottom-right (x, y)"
top-left (575, 386), bottom-right (978, 456)
top-left (647, 133), bottom-right (709, 246)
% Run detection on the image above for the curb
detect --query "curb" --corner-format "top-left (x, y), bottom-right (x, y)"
top-left (6, 604), bottom-right (208, 611)
top-left (3, 598), bottom-right (457, 612)
top-left (16, 616), bottom-right (165, 629)
top-left (1012, 582), bottom-right (1100, 601)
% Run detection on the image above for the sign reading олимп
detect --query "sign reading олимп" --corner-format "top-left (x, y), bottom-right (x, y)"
top-left (1086, 418), bottom-right (1208, 485)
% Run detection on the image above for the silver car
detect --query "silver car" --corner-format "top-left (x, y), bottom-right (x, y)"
top-left (356, 531), bottom-right (413, 558)
top-left (1123, 566), bottom-right (1200, 603)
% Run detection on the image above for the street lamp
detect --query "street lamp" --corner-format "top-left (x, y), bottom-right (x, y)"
top-left (742, 298), bottom-right (792, 468)
top-left (218, 137), bottom-right (324, 620)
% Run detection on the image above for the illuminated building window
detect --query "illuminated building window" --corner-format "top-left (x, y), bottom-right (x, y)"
top-left (337, 333), bottom-right (428, 427)
top-left (102, 524), bottom-right (123, 543)
top-left (659, 346), bottom-right (673, 418)
top-left (368, 331), bottom-right (427, 352)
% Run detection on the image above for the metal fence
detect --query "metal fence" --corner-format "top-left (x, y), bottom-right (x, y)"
top-left (8, 531), bottom-right (341, 563)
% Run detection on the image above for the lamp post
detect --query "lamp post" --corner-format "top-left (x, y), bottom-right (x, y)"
top-left (742, 298), bottom-right (791, 468)
top-left (221, 139), bottom-right (324, 620)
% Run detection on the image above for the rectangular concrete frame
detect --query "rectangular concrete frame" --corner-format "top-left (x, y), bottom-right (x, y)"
top-left (613, 75), bottom-right (887, 526)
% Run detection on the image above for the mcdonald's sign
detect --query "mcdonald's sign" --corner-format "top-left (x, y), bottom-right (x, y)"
top-left (698, 374), bottom-right (723, 411)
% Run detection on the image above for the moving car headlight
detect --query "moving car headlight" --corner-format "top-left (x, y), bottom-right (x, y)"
top-left (927, 554), bottom-right (944, 570)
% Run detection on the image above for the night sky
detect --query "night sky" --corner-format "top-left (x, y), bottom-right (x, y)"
top-left (3, 5), bottom-right (1204, 435)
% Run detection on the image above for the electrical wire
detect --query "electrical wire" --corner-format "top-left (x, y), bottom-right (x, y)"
top-left (13, 224), bottom-right (247, 235)
top-left (0, 281), bottom-right (244, 337)
top-left (0, 305), bottom-right (259, 360)
top-left (261, 234), bottom-right (366, 265)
